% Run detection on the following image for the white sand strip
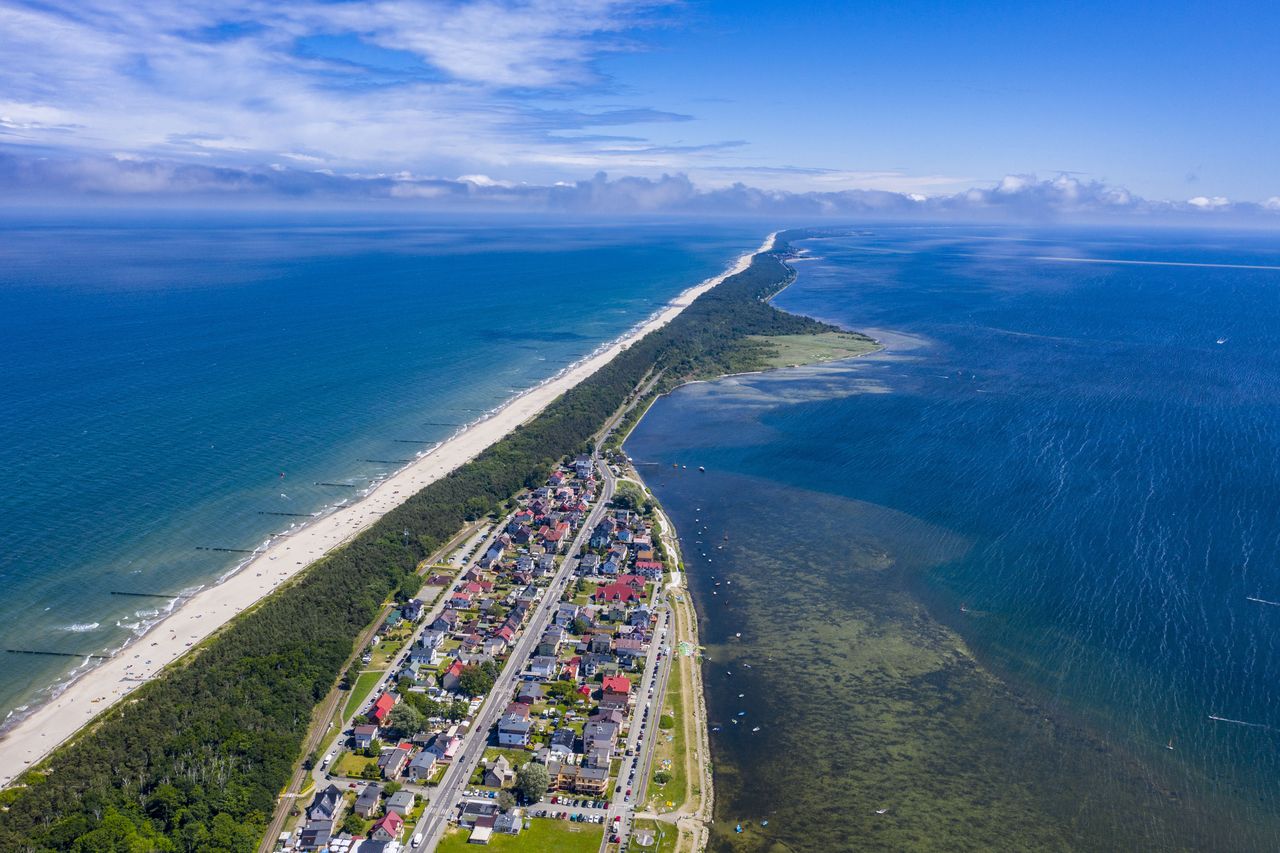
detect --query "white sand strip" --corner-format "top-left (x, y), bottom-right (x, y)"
top-left (0, 231), bottom-right (776, 788)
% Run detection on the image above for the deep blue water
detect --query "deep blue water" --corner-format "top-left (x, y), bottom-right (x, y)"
top-left (0, 216), bottom-right (762, 724)
top-left (629, 226), bottom-right (1280, 850)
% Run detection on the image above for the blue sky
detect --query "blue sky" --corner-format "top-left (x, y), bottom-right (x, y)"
top-left (1, 0), bottom-right (1277, 213)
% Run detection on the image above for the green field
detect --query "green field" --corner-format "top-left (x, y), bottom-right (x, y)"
top-left (630, 819), bottom-right (677, 853)
top-left (744, 330), bottom-right (879, 370)
top-left (343, 670), bottom-right (383, 720)
top-left (332, 750), bottom-right (378, 779)
top-left (645, 652), bottom-right (688, 812)
top-left (435, 818), bottom-right (603, 853)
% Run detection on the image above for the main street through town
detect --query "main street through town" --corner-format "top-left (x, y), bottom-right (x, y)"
top-left (412, 449), bottom-right (617, 851)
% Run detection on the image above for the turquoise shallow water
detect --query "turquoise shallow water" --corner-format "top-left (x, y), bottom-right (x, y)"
top-left (628, 226), bottom-right (1280, 851)
top-left (0, 215), bottom-right (763, 725)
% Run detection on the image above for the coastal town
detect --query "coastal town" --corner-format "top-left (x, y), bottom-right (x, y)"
top-left (276, 445), bottom-right (698, 853)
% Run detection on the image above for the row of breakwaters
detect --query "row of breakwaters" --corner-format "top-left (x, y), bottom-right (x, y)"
top-left (0, 271), bottom-right (729, 737)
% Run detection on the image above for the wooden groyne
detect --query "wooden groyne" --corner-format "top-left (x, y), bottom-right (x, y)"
top-left (6, 648), bottom-right (110, 661)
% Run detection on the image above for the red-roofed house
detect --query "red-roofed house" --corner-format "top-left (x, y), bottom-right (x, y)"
top-left (442, 659), bottom-right (467, 693)
top-left (371, 691), bottom-right (397, 723)
top-left (593, 582), bottom-right (639, 604)
top-left (602, 675), bottom-right (631, 696)
top-left (371, 811), bottom-right (404, 842)
top-left (615, 573), bottom-right (646, 589)
top-left (540, 521), bottom-right (571, 545)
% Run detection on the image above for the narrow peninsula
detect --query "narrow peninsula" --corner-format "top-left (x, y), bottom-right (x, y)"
top-left (0, 230), bottom-right (874, 853)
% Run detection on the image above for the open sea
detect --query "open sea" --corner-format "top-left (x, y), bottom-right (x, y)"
top-left (0, 214), bottom-right (763, 729)
top-left (627, 226), bottom-right (1280, 852)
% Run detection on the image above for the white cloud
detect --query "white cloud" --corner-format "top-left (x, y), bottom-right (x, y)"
top-left (1187, 195), bottom-right (1231, 209)
top-left (0, 0), bottom-right (683, 176)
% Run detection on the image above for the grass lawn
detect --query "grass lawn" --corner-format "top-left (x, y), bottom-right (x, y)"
top-left (332, 750), bottom-right (379, 779)
top-left (343, 670), bottom-right (383, 720)
top-left (483, 746), bottom-right (533, 767)
top-left (646, 643), bottom-right (688, 813)
top-left (435, 818), bottom-right (603, 853)
top-left (630, 819), bottom-right (677, 853)
top-left (745, 330), bottom-right (880, 369)
top-left (370, 635), bottom-right (408, 669)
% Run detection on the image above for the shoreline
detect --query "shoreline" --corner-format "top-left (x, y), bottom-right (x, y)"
top-left (0, 230), bottom-right (777, 789)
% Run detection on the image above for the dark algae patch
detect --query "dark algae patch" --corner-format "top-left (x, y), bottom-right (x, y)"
top-left (632, 469), bottom-right (1255, 852)
top-left (627, 225), bottom-right (1280, 852)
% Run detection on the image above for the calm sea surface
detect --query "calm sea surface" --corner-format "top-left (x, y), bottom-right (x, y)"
top-left (0, 215), bottom-right (763, 725)
top-left (628, 227), bottom-right (1280, 852)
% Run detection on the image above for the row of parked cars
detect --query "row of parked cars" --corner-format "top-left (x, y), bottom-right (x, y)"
top-left (532, 810), bottom-right (605, 823)
top-left (548, 796), bottom-right (607, 808)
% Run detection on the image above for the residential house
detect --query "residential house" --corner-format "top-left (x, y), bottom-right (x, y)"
top-left (441, 659), bottom-right (467, 693)
top-left (427, 732), bottom-right (462, 763)
top-left (484, 755), bottom-right (516, 788)
top-left (353, 783), bottom-right (382, 818)
top-left (561, 656), bottom-right (580, 681)
top-left (296, 821), bottom-right (332, 851)
top-left (628, 606), bottom-right (653, 627)
top-left (494, 810), bottom-right (524, 835)
top-left (527, 655), bottom-right (557, 679)
top-left (386, 790), bottom-right (416, 816)
top-left (599, 691), bottom-right (628, 712)
top-left (306, 784), bottom-right (342, 823)
top-left (497, 713), bottom-right (532, 747)
top-left (593, 582), bottom-right (639, 604)
top-left (409, 630), bottom-right (446, 666)
top-left (458, 801), bottom-right (498, 828)
top-left (370, 691), bottom-right (397, 724)
top-left (353, 724), bottom-right (378, 751)
top-left (378, 745), bottom-right (411, 780)
top-left (615, 638), bottom-right (647, 661)
top-left (580, 653), bottom-right (611, 678)
top-left (635, 560), bottom-right (664, 580)
top-left (546, 761), bottom-right (609, 796)
top-left (548, 727), bottom-right (576, 758)
top-left (406, 750), bottom-right (437, 782)
top-left (431, 609), bottom-right (459, 633)
top-left (586, 745), bottom-right (612, 769)
top-left (555, 602), bottom-right (581, 628)
top-left (577, 553), bottom-right (600, 575)
top-left (370, 811), bottom-right (404, 843)
top-left (603, 674), bottom-right (632, 698)
top-left (589, 707), bottom-right (625, 727)
top-left (583, 721), bottom-right (619, 753)
top-left (515, 682), bottom-right (544, 705)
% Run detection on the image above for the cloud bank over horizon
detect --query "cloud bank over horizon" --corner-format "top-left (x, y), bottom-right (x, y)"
top-left (3, 149), bottom-right (1278, 223)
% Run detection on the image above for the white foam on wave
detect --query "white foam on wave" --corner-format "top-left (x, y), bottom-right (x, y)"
top-left (58, 622), bottom-right (101, 633)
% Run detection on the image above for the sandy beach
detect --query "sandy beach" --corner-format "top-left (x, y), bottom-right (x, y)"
top-left (0, 231), bottom-right (775, 788)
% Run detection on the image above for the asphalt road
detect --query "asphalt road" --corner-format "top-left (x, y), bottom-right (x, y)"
top-left (413, 453), bottom-right (616, 851)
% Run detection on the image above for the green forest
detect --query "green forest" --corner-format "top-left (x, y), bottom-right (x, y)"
top-left (0, 232), bottom-right (855, 852)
